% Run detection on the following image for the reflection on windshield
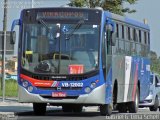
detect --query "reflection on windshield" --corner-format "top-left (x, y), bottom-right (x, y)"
top-left (22, 23), bottom-right (99, 74)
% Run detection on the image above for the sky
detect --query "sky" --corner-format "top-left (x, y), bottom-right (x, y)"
top-left (0, 0), bottom-right (160, 56)
top-left (124, 0), bottom-right (160, 56)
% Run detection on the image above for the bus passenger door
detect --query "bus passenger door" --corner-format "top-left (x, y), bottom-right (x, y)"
top-left (105, 24), bottom-right (112, 77)
top-left (103, 20), bottom-right (116, 104)
top-left (103, 21), bottom-right (115, 80)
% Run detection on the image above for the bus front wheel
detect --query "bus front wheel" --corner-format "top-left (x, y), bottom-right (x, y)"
top-left (33, 103), bottom-right (47, 115)
top-left (100, 104), bottom-right (112, 116)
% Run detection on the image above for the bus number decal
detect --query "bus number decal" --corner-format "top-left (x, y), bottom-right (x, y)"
top-left (62, 83), bottom-right (83, 87)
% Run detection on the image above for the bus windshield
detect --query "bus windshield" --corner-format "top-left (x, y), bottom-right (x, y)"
top-left (22, 22), bottom-right (99, 74)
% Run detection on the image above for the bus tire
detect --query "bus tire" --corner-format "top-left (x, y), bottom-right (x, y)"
top-left (33, 103), bottom-right (47, 116)
top-left (149, 96), bottom-right (159, 111)
top-left (62, 105), bottom-right (73, 112)
top-left (72, 105), bottom-right (83, 113)
top-left (117, 104), bottom-right (127, 113)
top-left (128, 86), bottom-right (139, 113)
top-left (100, 104), bottom-right (112, 116)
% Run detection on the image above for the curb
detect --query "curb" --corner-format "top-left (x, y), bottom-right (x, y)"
top-left (0, 102), bottom-right (32, 106)
top-left (0, 112), bottom-right (18, 120)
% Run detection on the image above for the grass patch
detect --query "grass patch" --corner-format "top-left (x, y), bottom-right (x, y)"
top-left (0, 79), bottom-right (18, 97)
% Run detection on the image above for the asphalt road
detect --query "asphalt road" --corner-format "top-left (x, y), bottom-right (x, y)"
top-left (4, 106), bottom-right (160, 120)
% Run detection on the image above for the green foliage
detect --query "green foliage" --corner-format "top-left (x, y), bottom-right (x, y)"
top-left (150, 51), bottom-right (160, 74)
top-left (68, 0), bottom-right (138, 15)
top-left (0, 79), bottom-right (18, 97)
top-left (69, 0), bottom-right (86, 7)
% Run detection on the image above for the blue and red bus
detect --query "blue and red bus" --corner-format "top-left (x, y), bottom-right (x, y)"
top-left (11, 7), bottom-right (150, 115)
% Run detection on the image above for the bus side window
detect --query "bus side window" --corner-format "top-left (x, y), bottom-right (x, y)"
top-left (144, 31), bottom-right (147, 45)
top-left (116, 24), bottom-right (119, 38)
top-left (127, 27), bottom-right (131, 40)
top-left (122, 25), bottom-right (125, 39)
top-left (131, 42), bottom-right (136, 55)
top-left (119, 40), bottom-right (125, 54)
top-left (133, 28), bottom-right (136, 41)
top-left (148, 32), bottom-right (150, 45)
top-left (139, 30), bottom-right (142, 43)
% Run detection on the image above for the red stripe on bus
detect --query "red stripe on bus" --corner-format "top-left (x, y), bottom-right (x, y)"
top-left (20, 74), bottom-right (54, 87)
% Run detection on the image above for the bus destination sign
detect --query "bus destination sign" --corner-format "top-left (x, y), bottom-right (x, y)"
top-left (36, 11), bottom-right (88, 20)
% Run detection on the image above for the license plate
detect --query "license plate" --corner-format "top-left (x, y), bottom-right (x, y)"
top-left (52, 92), bottom-right (66, 97)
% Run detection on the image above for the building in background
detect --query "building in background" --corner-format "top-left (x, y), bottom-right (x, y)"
top-left (0, 31), bottom-right (14, 55)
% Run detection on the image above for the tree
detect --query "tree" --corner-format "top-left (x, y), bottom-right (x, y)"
top-left (68, 0), bottom-right (138, 15)
top-left (150, 50), bottom-right (160, 74)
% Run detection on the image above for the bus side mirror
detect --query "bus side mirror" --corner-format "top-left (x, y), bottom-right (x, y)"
top-left (10, 19), bottom-right (20, 44)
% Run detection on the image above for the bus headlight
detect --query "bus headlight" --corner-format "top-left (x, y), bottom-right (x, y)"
top-left (28, 86), bottom-right (33, 92)
top-left (90, 82), bottom-right (96, 88)
top-left (22, 81), bottom-right (28, 87)
top-left (85, 87), bottom-right (91, 93)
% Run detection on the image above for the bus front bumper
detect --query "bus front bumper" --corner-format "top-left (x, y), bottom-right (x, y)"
top-left (18, 84), bottom-right (106, 105)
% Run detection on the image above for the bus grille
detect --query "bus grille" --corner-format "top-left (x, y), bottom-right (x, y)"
top-left (32, 75), bottom-right (87, 81)
top-left (21, 69), bottom-right (99, 81)
top-left (37, 87), bottom-right (82, 91)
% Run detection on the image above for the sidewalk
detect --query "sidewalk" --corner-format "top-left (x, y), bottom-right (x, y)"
top-left (0, 99), bottom-right (32, 120)
top-left (0, 99), bottom-right (32, 112)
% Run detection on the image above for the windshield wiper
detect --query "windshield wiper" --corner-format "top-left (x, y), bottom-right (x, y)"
top-left (65, 19), bottom-right (84, 40)
top-left (38, 18), bottom-right (51, 31)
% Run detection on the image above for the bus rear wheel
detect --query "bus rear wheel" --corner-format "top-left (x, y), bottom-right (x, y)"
top-left (33, 103), bottom-right (47, 115)
top-left (128, 86), bottom-right (139, 113)
top-left (100, 104), bottom-right (112, 116)
top-left (117, 104), bottom-right (128, 113)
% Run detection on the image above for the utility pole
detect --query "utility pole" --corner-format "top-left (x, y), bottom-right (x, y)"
top-left (31, 0), bottom-right (34, 8)
top-left (2, 0), bottom-right (8, 102)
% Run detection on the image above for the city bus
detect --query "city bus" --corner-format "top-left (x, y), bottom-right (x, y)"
top-left (11, 7), bottom-right (150, 116)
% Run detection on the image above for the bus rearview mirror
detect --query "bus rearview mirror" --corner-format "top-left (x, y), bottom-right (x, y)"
top-left (10, 19), bottom-right (20, 44)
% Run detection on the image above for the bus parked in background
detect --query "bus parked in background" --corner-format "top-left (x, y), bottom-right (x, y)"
top-left (11, 7), bottom-right (150, 116)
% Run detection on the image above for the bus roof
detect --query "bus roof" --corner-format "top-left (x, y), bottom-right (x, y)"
top-left (104, 11), bottom-right (150, 30)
